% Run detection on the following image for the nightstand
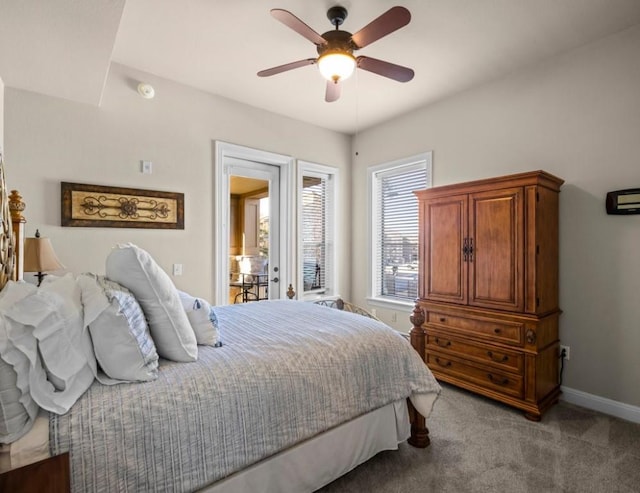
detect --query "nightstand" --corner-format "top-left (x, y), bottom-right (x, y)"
top-left (0, 452), bottom-right (70, 493)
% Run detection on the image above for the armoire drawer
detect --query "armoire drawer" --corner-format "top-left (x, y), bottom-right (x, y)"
top-left (426, 352), bottom-right (524, 399)
top-left (425, 331), bottom-right (524, 374)
top-left (425, 310), bottom-right (524, 346)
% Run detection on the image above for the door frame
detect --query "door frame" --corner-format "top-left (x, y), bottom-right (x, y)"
top-left (214, 141), bottom-right (296, 305)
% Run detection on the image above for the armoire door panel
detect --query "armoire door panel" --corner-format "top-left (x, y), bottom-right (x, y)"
top-left (468, 187), bottom-right (524, 311)
top-left (423, 195), bottom-right (468, 304)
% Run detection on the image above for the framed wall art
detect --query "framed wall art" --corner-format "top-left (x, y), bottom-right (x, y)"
top-left (61, 182), bottom-right (184, 229)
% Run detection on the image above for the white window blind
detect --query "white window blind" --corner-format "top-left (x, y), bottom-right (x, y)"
top-left (371, 155), bottom-right (430, 302)
top-left (302, 174), bottom-right (329, 293)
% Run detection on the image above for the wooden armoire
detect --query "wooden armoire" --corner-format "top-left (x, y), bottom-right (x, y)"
top-left (412, 170), bottom-right (563, 420)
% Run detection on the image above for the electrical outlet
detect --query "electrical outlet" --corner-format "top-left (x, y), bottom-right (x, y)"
top-left (560, 345), bottom-right (570, 360)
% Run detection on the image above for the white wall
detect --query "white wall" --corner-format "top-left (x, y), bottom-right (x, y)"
top-left (4, 63), bottom-right (352, 302)
top-left (351, 25), bottom-right (640, 408)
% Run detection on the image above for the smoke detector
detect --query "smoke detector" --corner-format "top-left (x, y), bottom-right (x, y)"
top-left (137, 82), bottom-right (155, 99)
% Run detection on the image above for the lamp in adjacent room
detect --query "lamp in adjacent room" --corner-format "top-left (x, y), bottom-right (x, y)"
top-left (23, 229), bottom-right (64, 286)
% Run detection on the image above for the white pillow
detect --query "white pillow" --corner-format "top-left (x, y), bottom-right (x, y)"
top-left (105, 243), bottom-right (197, 362)
top-left (178, 291), bottom-right (222, 347)
top-left (78, 274), bottom-right (159, 382)
top-left (2, 274), bottom-right (96, 415)
top-left (0, 282), bottom-right (39, 444)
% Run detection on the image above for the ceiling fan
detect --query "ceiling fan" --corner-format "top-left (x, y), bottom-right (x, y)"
top-left (257, 6), bottom-right (414, 102)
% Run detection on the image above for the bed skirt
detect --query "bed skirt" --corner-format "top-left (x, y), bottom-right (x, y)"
top-left (200, 400), bottom-right (411, 493)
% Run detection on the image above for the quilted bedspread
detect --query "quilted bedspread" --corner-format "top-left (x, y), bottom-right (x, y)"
top-left (50, 300), bottom-right (440, 493)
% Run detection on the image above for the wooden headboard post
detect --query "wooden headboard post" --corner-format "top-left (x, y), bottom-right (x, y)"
top-left (0, 152), bottom-right (21, 288)
top-left (9, 190), bottom-right (26, 281)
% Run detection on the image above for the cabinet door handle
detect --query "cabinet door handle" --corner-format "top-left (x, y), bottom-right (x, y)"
top-left (487, 351), bottom-right (509, 363)
top-left (435, 338), bottom-right (451, 348)
top-left (462, 238), bottom-right (469, 261)
top-left (435, 357), bottom-right (452, 367)
top-left (487, 374), bottom-right (509, 386)
top-left (468, 238), bottom-right (474, 262)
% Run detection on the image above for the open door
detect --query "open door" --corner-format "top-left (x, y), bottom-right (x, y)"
top-left (228, 175), bottom-right (276, 303)
top-left (215, 142), bottom-right (295, 306)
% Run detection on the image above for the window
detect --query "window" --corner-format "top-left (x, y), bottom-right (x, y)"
top-left (299, 162), bottom-right (337, 298)
top-left (369, 152), bottom-right (432, 304)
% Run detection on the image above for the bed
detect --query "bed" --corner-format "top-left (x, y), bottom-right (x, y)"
top-left (0, 161), bottom-right (440, 492)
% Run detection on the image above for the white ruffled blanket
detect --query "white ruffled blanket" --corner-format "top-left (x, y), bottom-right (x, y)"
top-left (0, 275), bottom-right (98, 436)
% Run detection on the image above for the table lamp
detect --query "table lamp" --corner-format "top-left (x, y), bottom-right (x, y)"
top-left (23, 229), bottom-right (64, 286)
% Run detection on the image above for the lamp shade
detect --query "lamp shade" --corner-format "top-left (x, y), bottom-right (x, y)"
top-left (318, 52), bottom-right (356, 82)
top-left (23, 233), bottom-right (64, 273)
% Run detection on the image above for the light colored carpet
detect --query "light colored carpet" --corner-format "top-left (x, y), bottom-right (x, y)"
top-left (316, 384), bottom-right (640, 492)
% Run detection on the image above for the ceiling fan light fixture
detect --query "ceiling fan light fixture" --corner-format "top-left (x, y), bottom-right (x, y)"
top-left (317, 51), bottom-right (356, 82)
top-left (259, 6), bottom-right (413, 101)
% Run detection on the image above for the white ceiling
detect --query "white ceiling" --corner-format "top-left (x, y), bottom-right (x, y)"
top-left (2, 0), bottom-right (640, 134)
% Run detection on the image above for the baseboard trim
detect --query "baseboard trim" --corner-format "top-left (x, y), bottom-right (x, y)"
top-left (560, 386), bottom-right (640, 424)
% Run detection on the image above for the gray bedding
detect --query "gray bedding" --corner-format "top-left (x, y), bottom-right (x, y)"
top-left (50, 300), bottom-right (440, 493)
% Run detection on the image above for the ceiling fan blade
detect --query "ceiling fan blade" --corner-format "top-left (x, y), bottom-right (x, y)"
top-left (258, 58), bottom-right (317, 77)
top-left (325, 80), bottom-right (341, 102)
top-left (351, 6), bottom-right (411, 49)
top-left (357, 56), bottom-right (414, 82)
top-left (271, 9), bottom-right (327, 46)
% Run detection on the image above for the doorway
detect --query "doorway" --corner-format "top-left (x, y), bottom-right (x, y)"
top-left (214, 142), bottom-right (295, 306)
top-left (227, 165), bottom-right (279, 304)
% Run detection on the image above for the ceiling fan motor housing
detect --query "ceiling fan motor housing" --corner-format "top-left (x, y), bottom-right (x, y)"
top-left (317, 30), bottom-right (355, 57)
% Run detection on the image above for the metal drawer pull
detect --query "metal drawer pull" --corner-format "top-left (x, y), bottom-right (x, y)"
top-left (487, 351), bottom-right (508, 363)
top-left (493, 328), bottom-right (502, 334)
top-left (435, 357), bottom-right (452, 367)
top-left (435, 338), bottom-right (451, 348)
top-left (439, 317), bottom-right (446, 323)
top-left (487, 374), bottom-right (509, 386)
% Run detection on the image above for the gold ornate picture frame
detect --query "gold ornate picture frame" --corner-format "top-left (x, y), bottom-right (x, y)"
top-left (61, 182), bottom-right (184, 229)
